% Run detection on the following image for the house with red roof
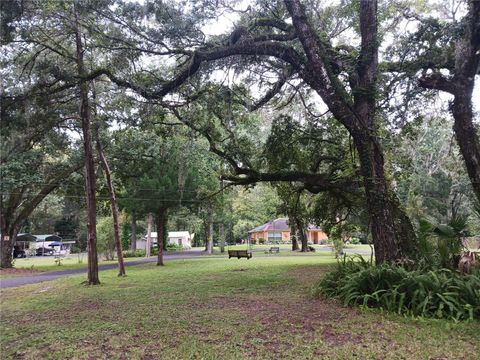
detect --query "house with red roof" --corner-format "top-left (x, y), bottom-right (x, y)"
top-left (248, 218), bottom-right (328, 244)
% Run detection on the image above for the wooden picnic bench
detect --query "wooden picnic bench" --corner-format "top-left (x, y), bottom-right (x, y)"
top-left (265, 246), bottom-right (280, 254)
top-left (228, 250), bottom-right (252, 259)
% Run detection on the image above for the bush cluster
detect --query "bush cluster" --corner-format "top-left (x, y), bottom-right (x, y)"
top-left (149, 244), bottom-right (184, 255)
top-left (312, 256), bottom-right (480, 321)
top-left (166, 243), bottom-right (183, 251)
top-left (123, 249), bottom-right (146, 258)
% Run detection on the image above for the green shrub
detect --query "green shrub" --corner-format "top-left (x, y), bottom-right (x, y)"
top-left (123, 249), bottom-right (146, 258)
top-left (329, 225), bottom-right (344, 256)
top-left (150, 244), bottom-right (184, 254)
top-left (312, 256), bottom-right (480, 321)
top-left (70, 245), bottom-right (82, 254)
top-left (96, 217), bottom-right (116, 260)
top-left (350, 237), bottom-right (361, 245)
top-left (166, 243), bottom-right (183, 251)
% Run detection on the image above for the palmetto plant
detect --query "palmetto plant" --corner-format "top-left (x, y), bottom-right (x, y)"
top-left (313, 256), bottom-right (480, 321)
top-left (413, 215), bottom-right (469, 270)
top-left (433, 216), bottom-right (469, 269)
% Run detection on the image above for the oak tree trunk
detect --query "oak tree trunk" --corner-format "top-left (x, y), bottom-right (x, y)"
top-left (157, 208), bottom-right (167, 266)
top-left (290, 222), bottom-right (299, 251)
top-left (219, 223), bottom-right (225, 253)
top-left (130, 214), bottom-right (137, 251)
top-left (452, 1), bottom-right (480, 202)
top-left (355, 137), bottom-right (400, 262)
top-left (353, 0), bottom-right (399, 263)
top-left (146, 213), bottom-right (152, 257)
top-left (205, 211), bottom-right (213, 254)
top-left (0, 224), bottom-right (17, 268)
top-left (0, 196), bottom-right (14, 267)
top-left (452, 84), bottom-right (480, 201)
top-left (295, 219), bottom-right (309, 252)
top-left (75, 6), bottom-right (99, 284)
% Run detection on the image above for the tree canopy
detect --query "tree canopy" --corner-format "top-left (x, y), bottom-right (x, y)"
top-left (1, 0), bottom-right (479, 274)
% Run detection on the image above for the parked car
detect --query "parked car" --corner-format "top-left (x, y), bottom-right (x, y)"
top-left (36, 247), bottom-right (54, 256)
top-left (13, 248), bottom-right (26, 258)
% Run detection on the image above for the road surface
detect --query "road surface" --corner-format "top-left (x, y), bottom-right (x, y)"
top-left (0, 251), bottom-right (204, 289)
top-left (1, 246), bottom-right (372, 289)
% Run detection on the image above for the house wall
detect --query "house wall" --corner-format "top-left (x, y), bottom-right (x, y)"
top-left (308, 230), bottom-right (328, 244)
top-left (136, 239), bottom-right (147, 250)
top-left (168, 236), bottom-right (192, 248)
top-left (250, 231), bottom-right (291, 242)
top-left (250, 228), bottom-right (328, 244)
top-left (249, 231), bottom-right (268, 241)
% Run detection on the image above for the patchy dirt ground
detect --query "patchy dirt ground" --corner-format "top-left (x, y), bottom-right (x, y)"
top-left (1, 258), bottom-right (479, 360)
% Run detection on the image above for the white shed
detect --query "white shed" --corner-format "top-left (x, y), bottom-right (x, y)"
top-left (168, 231), bottom-right (193, 249)
top-left (136, 232), bottom-right (158, 250)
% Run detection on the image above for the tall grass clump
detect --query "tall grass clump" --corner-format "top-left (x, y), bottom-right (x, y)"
top-left (313, 256), bottom-right (480, 321)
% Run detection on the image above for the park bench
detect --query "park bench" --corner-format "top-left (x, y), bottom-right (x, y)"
top-left (265, 246), bottom-right (280, 254)
top-left (228, 250), bottom-right (252, 259)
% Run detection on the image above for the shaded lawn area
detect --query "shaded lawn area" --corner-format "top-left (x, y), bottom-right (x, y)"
top-left (1, 255), bottom-right (478, 359)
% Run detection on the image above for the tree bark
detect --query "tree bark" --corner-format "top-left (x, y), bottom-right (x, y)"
top-left (130, 213), bottom-right (137, 251)
top-left (219, 223), bottom-right (225, 253)
top-left (355, 137), bottom-right (400, 262)
top-left (450, 0), bottom-right (480, 200)
top-left (417, 1), bottom-right (480, 203)
top-left (157, 208), bottom-right (167, 266)
top-left (452, 90), bottom-right (480, 200)
top-left (284, 199), bottom-right (300, 251)
top-left (0, 195), bottom-right (15, 267)
top-left (352, 1), bottom-right (407, 262)
top-left (97, 139), bottom-right (126, 276)
top-left (295, 219), bottom-right (309, 252)
top-left (75, 5), bottom-right (99, 284)
top-left (290, 221), bottom-right (299, 251)
top-left (205, 210), bottom-right (213, 254)
top-left (291, 235), bottom-right (299, 251)
top-left (219, 178), bottom-right (226, 253)
top-left (204, 220), bottom-right (209, 251)
top-left (146, 213), bottom-right (152, 257)
top-left (451, 0), bottom-right (480, 201)
top-left (0, 223), bottom-right (17, 268)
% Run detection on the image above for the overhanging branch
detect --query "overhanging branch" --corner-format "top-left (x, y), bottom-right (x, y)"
top-left (418, 72), bottom-right (455, 94)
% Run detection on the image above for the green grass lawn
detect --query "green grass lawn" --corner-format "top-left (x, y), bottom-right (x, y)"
top-left (209, 243), bottom-right (372, 254)
top-left (5, 254), bottom-right (144, 274)
top-left (1, 254), bottom-right (478, 359)
top-left (0, 255), bottom-right (155, 279)
top-left (11, 254), bottom-right (90, 272)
